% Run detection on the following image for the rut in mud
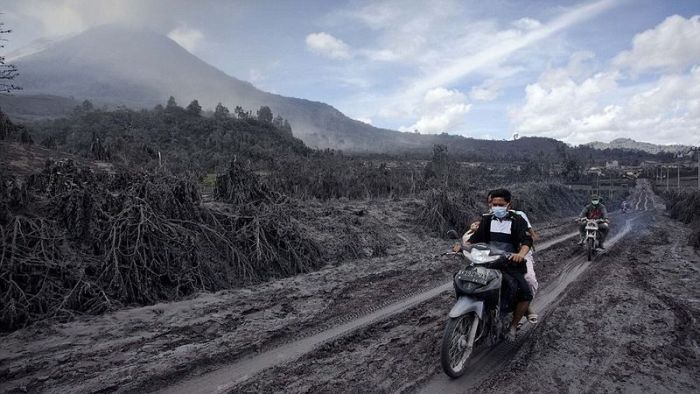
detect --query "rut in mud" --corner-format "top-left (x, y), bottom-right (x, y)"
top-left (216, 180), bottom-right (697, 394)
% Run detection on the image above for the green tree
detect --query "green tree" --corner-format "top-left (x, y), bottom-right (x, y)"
top-left (272, 115), bottom-right (284, 128)
top-left (257, 106), bottom-right (273, 123)
top-left (234, 106), bottom-right (246, 119)
top-left (214, 102), bottom-right (230, 120)
top-left (0, 22), bottom-right (20, 93)
top-left (425, 144), bottom-right (449, 181)
top-left (186, 99), bottom-right (202, 116)
top-left (166, 96), bottom-right (178, 109)
top-left (282, 119), bottom-right (293, 135)
top-left (81, 99), bottom-right (94, 111)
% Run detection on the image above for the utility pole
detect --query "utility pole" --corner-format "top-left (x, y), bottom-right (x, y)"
top-left (666, 166), bottom-right (669, 191)
top-left (677, 165), bottom-right (680, 190)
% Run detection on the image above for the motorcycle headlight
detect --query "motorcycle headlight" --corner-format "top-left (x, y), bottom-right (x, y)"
top-left (470, 248), bottom-right (491, 262)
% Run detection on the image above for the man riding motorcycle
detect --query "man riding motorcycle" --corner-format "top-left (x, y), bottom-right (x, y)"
top-left (578, 194), bottom-right (609, 249)
top-left (462, 193), bottom-right (539, 325)
top-left (454, 188), bottom-right (533, 341)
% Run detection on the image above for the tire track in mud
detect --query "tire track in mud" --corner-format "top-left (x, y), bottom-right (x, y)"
top-left (416, 180), bottom-right (656, 393)
top-left (162, 184), bottom-right (654, 394)
top-left (159, 229), bottom-right (580, 394)
top-left (415, 212), bottom-right (642, 394)
top-left (644, 192), bottom-right (649, 211)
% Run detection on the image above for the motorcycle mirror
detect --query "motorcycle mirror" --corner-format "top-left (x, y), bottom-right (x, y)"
top-left (446, 229), bottom-right (459, 240)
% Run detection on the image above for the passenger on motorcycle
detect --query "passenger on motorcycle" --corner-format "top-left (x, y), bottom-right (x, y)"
top-left (509, 207), bottom-right (539, 324)
top-left (454, 188), bottom-right (533, 341)
top-left (578, 194), bottom-right (609, 248)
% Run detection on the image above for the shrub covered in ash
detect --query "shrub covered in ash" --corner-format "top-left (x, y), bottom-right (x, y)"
top-left (508, 182), bottom-right (590, 222)
top-left (417, 182), bottom-right (598, 237)
top-left (214, 159), bottom-right (283, 205)
top-left (417, 188), bottom-right (483, 236)
top-left (664, 190), bottom-right (700, 247)
top-left (268, 152), bottom-right (424, 200)
top-left (0, 160), bottom-right (321, 331)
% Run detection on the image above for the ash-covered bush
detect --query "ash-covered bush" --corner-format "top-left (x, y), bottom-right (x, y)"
top-left (417, 188), bottom-right (483, 236)
top-left (664, 190), bottom-right (700, 248)
top-left (0, 160), bottom-right (321, 331)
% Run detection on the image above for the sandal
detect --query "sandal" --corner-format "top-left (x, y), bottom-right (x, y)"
top-left (527, 313), bottom-right (539, 324)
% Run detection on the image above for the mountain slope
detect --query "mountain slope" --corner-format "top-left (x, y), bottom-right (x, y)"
top-left (585, 138), bottom-right (692, 154)
top-left (7, 24), bottom-right (584, 158)
top-left (11, 24), bottom-right (408, 151)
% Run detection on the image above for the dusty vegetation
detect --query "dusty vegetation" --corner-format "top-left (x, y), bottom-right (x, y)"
top-left (0, 104), bottom-right (633, 332)
top-left (663, 190), bottom-right (700, 247)
top-left (0, 160), bottom-right (325, 331)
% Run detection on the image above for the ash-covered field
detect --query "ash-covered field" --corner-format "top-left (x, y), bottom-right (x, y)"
top-left (1, 108), bottom-right (698, 394)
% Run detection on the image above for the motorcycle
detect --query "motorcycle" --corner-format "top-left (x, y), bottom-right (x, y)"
top-left (579, 218), bottom-right (607, 261)
top-left (439, 242), bottom-right (521, 378)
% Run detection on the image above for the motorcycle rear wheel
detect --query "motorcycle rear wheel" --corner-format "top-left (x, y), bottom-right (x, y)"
top-left (440, 312), bottom-right (477, 378)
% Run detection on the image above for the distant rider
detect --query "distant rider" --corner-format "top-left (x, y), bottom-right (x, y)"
top-left (455, 188), bottom-right (533, 341)
top-left (621, 200), bottom-right (628, 213)
top-left (578, 194), bottom-right (609, 248)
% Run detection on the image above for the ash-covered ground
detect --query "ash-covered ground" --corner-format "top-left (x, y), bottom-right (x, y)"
top-left (1, 182), bottom-right (698, 394)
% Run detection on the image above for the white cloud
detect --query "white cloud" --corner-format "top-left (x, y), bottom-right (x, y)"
top-left (15, 0), bottom-right (169, 38)
top-left (511, 57), bottom-right (700, 145)
top-left (469, 79), bottom-right (501, 101)
top-left (330, 0), bottom-right (618, 136)
top-left (613, 15), bottom-right (700, 73)
top-left (396, 0), bottom-right (618, 105)
top-left (512, 17), bottom-right (542, 31)
top-left (305, 32), bottom-right (351, 59)
top-left (354, 117), bottom-right (373, 125)
top-left (509, 54), bottom-right (622, 143)
top-left (167, 26), bottom-right (204, 52)
top-left (249, 68), bottom-right (263, 83)
top-left (510, 14), bottom-right (700, 145)
top-left (19, 1), bottom-right (86, 36)
top-left (360, 48), bottom-right (400, 62)
top-left (400, 87), bottom-right (471, 134)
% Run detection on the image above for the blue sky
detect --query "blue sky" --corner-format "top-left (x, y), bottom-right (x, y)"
top-left (3, 0), bottom-right (700, 145)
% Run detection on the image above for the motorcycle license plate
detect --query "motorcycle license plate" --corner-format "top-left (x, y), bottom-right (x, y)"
top-left (457, 268), bottom-right (489, 285)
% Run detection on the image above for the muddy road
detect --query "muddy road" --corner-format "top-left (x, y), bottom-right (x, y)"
top-left (2, 181), bottom-right (698, 393)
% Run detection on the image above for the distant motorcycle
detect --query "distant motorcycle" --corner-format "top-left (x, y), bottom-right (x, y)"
top-left (439, 242), bottom-right (521, 378)
top-left (579, 218), bottom-right (607, 261)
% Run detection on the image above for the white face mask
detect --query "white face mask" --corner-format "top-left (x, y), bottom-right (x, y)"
top-left (491, 206), bottom-right (508, 218)
top-left (592, 200), bottom-right (599, 205)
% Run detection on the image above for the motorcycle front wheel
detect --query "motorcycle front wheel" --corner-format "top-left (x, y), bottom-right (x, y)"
top-left (440, 312), bottom-right (478, 378)
top-left (587, 237), bottom-right (594, 261)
